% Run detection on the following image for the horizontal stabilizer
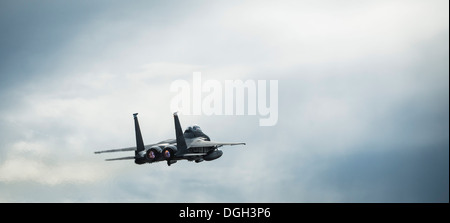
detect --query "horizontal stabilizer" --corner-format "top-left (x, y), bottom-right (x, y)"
top-left (189, 141), bottom-right (246, 148)
top-left (181, 153), bottom-right (207, 157)
top-left (105, 156), bottom-right (136, 161)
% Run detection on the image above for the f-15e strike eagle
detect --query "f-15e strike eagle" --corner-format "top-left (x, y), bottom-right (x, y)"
top-left (95, 112), bottom-right (245, 166)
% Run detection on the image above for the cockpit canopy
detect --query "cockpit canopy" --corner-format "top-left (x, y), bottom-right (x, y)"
top-left (185, 125), bottom-right (202, 133)
top-left (183, 124), bottom-right (210, 140)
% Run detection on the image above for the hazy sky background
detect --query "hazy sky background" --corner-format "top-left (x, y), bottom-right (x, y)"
top-left (0, 0), bottom-right (448, 202)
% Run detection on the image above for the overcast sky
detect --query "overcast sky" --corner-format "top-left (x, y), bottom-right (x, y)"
top-left (0, 0), bottom-right (448, 202)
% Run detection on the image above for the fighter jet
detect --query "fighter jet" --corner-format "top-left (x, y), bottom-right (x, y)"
top-left (94, 112), bottom-right (245, 166)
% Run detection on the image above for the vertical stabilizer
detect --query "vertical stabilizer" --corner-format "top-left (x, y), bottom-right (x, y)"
top-left (173, 112), bottom-right (187, 154)
top-left (133, 113), bottom-right (145, 156)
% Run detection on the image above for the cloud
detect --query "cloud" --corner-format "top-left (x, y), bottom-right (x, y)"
top-left (0, 158), bottom-right (107, 186)
top-left (0, 0), bottom-right (448, 202)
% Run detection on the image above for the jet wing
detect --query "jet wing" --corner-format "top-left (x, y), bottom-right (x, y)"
top-left (94, 146), bottom-right (136, 154)
top-left (94, 143), bottom-right (163, 154)
top-left (189, 140), bottom-right (246, 148)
